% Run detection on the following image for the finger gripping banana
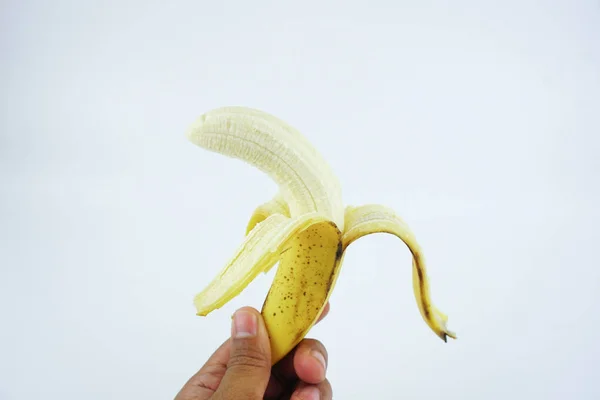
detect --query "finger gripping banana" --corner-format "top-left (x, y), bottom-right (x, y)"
top-left (186, 106), bottom-right (456, 364)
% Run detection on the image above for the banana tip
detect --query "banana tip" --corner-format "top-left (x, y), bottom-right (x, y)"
top-left (438, 328), bottom-right (457, 342)
top-left (444, 331), bottom-right (457, 341)
top-left (185, 114), bottom-right (208, 143)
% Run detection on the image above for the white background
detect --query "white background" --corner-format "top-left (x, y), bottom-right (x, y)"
top-left (1, 1), bottom-right (599, 399)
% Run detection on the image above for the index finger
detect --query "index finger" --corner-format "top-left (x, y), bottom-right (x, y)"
top-left (175, 339), bottom-right (230, 400)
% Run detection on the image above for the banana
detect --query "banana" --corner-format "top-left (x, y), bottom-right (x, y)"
top-left (186, 106), bottom-right (456, 364)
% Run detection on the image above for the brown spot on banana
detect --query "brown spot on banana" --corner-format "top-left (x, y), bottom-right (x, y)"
top-left (261, 221), bottom-right (343, 365)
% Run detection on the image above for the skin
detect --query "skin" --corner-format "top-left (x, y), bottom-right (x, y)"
top-left (175, 302), bottom-right (332, 400)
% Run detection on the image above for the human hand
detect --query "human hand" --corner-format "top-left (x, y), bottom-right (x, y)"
top-left (175, 303), bottom-right (332, 400)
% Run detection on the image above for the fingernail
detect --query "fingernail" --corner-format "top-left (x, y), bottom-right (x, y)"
top-left (231, 309), bottom-right (257, 339)
top-left (311, 350), bottom-right (327, 373)
top-left (295, 386), bottom-right (320, 400)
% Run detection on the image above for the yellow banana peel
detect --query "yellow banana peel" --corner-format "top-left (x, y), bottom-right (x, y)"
top-left (186, 106), bottom-right (456, 364)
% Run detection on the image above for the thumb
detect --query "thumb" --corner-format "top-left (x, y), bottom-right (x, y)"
top-left (213, 307), bottom-right (272, 400)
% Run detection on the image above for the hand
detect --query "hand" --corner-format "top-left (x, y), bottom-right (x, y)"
top-left (175, 303), bottom-right (332, 400)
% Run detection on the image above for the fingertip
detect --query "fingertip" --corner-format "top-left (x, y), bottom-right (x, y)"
top-left (291, 384), bottom-right (320, 400)
top-left (294, 348), bottom-right (327, 384)
top-left (231, 308), bottom-right (258, 339)
top-left (291, 380), bottom-right (332, 400)
top-left (231, 306), bottom-right (268, 337)
top-left (310, 350), bottom-right (327, 373)
top-left (232, 306), bottom-right (261, 319)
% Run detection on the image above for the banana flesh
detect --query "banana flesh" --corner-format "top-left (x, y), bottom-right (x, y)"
top-left (194, 212), bottom-right (330, 315)
top-left (186, 106), bottom-right (456, 364)
top-left (187, 107), bottom-right (344, 229)
top-left (246, 193), bottom-right (290, 235)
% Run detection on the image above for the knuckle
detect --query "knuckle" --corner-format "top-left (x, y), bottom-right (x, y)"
top-left (214, 386), bottom-right (263, 400)
top-left (216, 386), bottom-right (263, 400)
top-left (291, 381), bottom-right (333, 400)
top-left (227, 346), bottom-right (270, 370)
top-left (192, 364), bottom-right (223, 392)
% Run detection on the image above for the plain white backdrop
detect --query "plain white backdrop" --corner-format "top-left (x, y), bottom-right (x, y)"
top-left (1, 0), bottom-right (599, 399)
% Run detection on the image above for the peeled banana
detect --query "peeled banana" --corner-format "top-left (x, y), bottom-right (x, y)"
top-left (186, 106), bottom-right (456, 364)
